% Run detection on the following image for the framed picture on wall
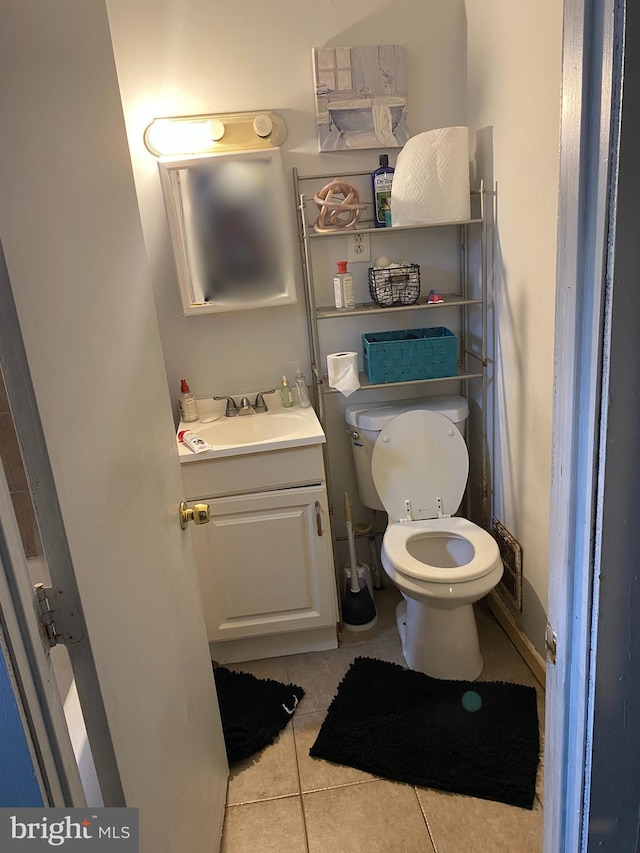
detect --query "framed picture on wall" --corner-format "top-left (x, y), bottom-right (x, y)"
top-left (312, 44), bottom-right (409, 152)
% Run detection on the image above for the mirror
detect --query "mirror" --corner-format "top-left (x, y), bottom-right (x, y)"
top-left (158, 148), bottom-right (296, 315)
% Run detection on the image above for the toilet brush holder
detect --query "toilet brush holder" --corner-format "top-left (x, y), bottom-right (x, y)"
top-left (341, 562), bottom-right (377, 632)
top-left (343, 563), bottom-right (375, 599)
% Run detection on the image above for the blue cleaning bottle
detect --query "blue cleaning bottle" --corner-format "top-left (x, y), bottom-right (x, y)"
top-left (371, 154), bottom-right (394, 228)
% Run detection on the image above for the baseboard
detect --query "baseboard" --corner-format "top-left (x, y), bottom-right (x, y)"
top-left (487, 591), bottom-right (546, 688)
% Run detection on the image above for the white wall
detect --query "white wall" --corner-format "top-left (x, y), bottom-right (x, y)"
top-left (0, 2), bottom-right (228, 847)
top-left (107, 0), bottom-right (563, 651)
top-left (106, 0), bottom-right (468, 537)
top-left (106, 0), bottom-right (468, 392)
top-left (466, 1), bottom-right (563, 653)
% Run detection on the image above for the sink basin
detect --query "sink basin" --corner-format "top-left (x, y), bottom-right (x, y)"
top-left (202, 411), bottom-right (309, 446)
top-left (178, 406), bottom-right (326, 461)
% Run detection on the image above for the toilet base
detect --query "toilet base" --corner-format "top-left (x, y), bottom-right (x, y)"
top-left (396, 598), bottom-right (483, 681)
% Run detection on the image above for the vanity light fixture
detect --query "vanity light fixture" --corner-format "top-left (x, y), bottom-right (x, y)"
top-left (143, 110), bottom-right (286, 157)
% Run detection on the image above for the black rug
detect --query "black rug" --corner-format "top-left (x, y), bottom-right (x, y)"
top-left (310, 657), bottom-right (540, 809)
top-left (213, 666), bottom-right (304, 764)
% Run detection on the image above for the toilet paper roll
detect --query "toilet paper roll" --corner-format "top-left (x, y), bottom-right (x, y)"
top-left (390, 127), bottom-right (471, 225)
top-left (327, 352), bottom-right (360, 397)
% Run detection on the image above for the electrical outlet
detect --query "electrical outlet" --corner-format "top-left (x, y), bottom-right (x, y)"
top-left (347, 233), bottom-right (371, 263)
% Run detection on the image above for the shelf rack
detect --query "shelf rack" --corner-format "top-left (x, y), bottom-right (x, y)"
top-left (292, 167), bottom-right (490, 527)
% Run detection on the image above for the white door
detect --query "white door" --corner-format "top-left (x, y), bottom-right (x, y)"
top-left (192, 485), bottom-right (335, 641)
top-left (0, 2), bottom-right (228, 852)
top-left (545, 0), bottom-right (627, 850)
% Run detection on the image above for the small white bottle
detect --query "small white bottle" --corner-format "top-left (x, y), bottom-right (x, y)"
top-left (333, 261), bottom-right (355, 311)
top-left (178, 379), bottom-right (199, 422)
top-left (281, 375), bottom-right (294, 408)
top-left (294, 365), bottom-right (311, 408)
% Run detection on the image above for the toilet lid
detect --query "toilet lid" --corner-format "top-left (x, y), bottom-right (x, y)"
top-left (371, 410), bottom-right (469, 521)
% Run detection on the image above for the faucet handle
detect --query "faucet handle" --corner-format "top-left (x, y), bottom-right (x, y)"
top-left (253, 389), bottom-right (276, 412)
top-left (213, 396), bottom-right (238, 417)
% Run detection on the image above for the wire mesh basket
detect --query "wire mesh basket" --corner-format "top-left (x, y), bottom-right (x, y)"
top-left (368, 263), bottom-right (421, 307)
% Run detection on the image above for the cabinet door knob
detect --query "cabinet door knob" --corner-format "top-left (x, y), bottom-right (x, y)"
top-left (315, 501), bottom-right (323, 536)
top-left (180, 500), bottom-right (211, 530)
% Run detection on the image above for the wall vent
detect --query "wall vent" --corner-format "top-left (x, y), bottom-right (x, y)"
top-left (492, 517), bottom-right (523, 611)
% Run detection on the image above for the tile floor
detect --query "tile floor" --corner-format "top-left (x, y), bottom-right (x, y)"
top-left (221, 588), bottom-right (545, 853)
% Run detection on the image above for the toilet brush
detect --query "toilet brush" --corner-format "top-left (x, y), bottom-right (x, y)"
top-left (341, 493), bottom-right (377, 632)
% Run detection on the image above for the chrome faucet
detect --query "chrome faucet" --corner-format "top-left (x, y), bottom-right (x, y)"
top-left (213, 396), bottom-right (239, 417)
top-left (237, 397), bottom-right (255, 416)
top-left (253, 389), bottom-right (276, 413)
top-left (214, 389), bottom-right (276, 417)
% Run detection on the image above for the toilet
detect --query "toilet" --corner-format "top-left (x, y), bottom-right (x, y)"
top-left (345, 396), bottom-right (503, 680)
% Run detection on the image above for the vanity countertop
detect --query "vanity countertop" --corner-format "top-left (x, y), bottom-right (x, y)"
top-left (177, 403), bottom-right (325, 463)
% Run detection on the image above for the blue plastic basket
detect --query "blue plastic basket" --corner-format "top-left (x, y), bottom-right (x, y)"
top-left (362, 327), bottom-right (458, 384)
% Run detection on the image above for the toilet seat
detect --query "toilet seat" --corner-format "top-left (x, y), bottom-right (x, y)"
top-left (371, 410), bottom-right (468, 521)
top-left (372, 409), bottom-right (501, 585)
top-left (382, 517), bottom-right (501, 584)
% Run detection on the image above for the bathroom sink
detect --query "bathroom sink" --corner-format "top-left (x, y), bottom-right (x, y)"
top-left (203, 411), bottom-right (309, 446)
top-left (177, 405), bottom-right (326, 461)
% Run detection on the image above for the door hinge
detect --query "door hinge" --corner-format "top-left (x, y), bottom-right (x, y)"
top-left (545, 623), bottom-right (557, 665)
top-left (34, 584), bottom-right (83, 649)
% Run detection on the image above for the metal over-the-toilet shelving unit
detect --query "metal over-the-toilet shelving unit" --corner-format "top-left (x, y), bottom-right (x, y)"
top-left (292, 167), bottom-right (491, 528)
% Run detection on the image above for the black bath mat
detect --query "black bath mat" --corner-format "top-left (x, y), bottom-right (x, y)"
top-left (213, 666), bottom-right (304, 764)
top-left (310, 657), bottom-right (539, 809)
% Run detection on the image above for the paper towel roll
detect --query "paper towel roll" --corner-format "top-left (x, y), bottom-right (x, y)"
top-left (390, 127), bottom-right (471, 225)
top-left (327, 352), bottom-right (360, 397)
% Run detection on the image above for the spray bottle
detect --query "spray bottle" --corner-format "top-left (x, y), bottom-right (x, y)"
top-left (178, 379), bottom-right (199, 422)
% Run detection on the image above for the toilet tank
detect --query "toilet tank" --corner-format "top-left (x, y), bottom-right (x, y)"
top-left (345, 395), bottom-right (469, 511)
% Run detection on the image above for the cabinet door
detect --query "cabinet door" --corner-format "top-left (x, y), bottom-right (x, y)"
top-left (189, 485), bottom-right (337, 642)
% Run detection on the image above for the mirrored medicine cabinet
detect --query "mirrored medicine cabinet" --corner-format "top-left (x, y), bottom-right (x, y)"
top-left (158, 148), bottom-right (296, 315)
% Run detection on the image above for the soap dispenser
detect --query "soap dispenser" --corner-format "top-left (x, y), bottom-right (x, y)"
top-left (281, 375), bottom-right (294, 408)
top-left (293, 364), bottom-right (311, 408)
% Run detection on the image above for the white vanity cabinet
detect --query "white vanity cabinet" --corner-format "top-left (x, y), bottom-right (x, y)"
top-left (181, 443), bottom-right (338, 663)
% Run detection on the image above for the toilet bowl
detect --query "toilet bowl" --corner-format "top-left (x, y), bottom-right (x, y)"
top-left (345, 398), bottom-right (502, 680)
top-left (381, 517), bottom-right (503, 679)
